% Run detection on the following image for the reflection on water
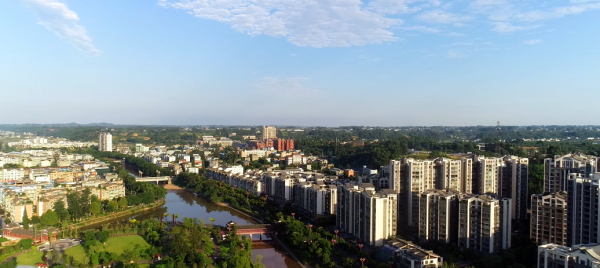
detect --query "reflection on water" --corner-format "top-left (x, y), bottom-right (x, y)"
top-left (163, 190), bottom-right (253, 226)
top-left (85, 190), bottom-right (300, 268)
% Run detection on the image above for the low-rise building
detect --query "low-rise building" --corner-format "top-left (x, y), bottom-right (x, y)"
top-left (384, 239), bottom-right (444, 268)
top-left (538, 243), bottom-right (600, 268)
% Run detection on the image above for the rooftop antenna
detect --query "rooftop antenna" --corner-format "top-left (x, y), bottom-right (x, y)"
top-left (496, 121), bottom-right (501, 157)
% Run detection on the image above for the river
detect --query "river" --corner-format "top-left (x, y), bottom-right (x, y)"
top-left (123, 166), bottom-right (301, 268)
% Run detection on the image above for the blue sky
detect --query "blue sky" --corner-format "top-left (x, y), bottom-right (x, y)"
top-left (1, 0), bottom-right (599, 126)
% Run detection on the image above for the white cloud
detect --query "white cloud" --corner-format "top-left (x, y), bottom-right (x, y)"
top-left (401, 25), bottom-right (440, 33)
top-left (366, 0), bottom-right (425, 15)
top-left (523, 39), bottom-right (542, 45)
top-left (417, 10), bottom-right (472, 24)
top-left (492, 22), bottom-right (541, 33)
top-left (513, 3), bottom-right (600, 22)
top-left (359, 55), bottom-right (381, 62)
top-left (159, 0), bottom-right (600, 47)
top-left (253, 76), bottom-right (321, 96)
top-left (20, 0), bottom-right (100, 55)
top-left (446, 50), bottom-right (464, 59)
top-left (159, 0), bottom-right (400, 48)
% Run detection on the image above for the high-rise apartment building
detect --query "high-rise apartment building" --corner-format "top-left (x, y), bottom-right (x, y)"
top-left (336, 182), bottom-right (397, 246)
top-left (418, 189), bottom-right (459, 244)
top-left (458, 194), bottom-right (512, 254)
top-left (434, 158), bottom-right (463, 192)
top-left (98, 132), bottom-right (112, 152)
top-left (472, 156), bottom-right (502, 194)
top-left (567, 173), bottom-right (600, 246)
top-left (545, 154), bottom-right (598, 193)
top-left (499, 156), bottom-right (529, 220)
top-left (262, 126), bottom-right (277, 140)
top-left (401, 158), bottom-right (437, 234)
top-left (530, 191), bottom-right (567, 246)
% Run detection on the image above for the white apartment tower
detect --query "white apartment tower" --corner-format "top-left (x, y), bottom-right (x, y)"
top-left (262, 126), bottom-right (277, 140)
top-left (530, 191), bottom-right (567, 246)
top-left (418, 189), bottom-right (459, 244)
top-left (458, 194), bottom-right (512, 254)
top-left (472, 156), bottom-right (502, 194)
top-left (544, 154), bottom-right (598, 193)
top-left (336, 182), bottom-right (397, 246)
top-left (98, 132), bottom-right (113, 152)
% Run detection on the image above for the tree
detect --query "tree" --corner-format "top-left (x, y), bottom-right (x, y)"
top-left (118, 197), bottom-right (128, 209)
top-left (22, 209), bottom-right (30, 230)
top-left (98, 230), bottom-right (110, 244)
top-left (82, 231), bottom-right (97, 249)
top-left (41, 210), bottom-right (59, 227)
top-left (20, 239), bottom-right (33, 250)
top-left (31, 216), bottom-right (41, 224)
top-left (4, 218), bottom-right (10, 225)
top-left (108, 200), bottom-right (119, 212)
top-left (90, 202), bottom-right (102, 216)
top-left (53, 200), bottom-right (68, 222)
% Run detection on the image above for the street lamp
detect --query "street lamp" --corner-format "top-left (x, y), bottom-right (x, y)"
top-left (264, 195), bottom-right (268, 201)
top-left (360, 258), bottom-right (366, 267)
top-left (308, 224), bottom-right (313, 234)
top-left (331, 239), bottom-right (336, 248)
top-left (291, 213), bottom-right (295, 219)
top-left (359, 244), bottom-right (363, 251)
top-left (334, 230), bottom-right (339, 239)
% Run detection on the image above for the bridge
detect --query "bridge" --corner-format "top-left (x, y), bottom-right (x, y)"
top-left (225, 222), bottom-right (276, 235)
top-left (136, 176), bottom-right (172, 185)
top-left (225, 222), bottom-right (277, 241)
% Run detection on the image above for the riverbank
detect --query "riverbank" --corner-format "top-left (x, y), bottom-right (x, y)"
top-left (164, 188), bottom-right (306, 267)
top-left (163, 183), bottom-right (184, 190)
top-left (64, 199), bottom-right (165, 230)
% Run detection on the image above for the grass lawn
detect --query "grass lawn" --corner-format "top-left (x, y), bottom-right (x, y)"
top-left (65, 236), bottom-right (151, 264)
top-left (16, 247), bottom-right (44, 266)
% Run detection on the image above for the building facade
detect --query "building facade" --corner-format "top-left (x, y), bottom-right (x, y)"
top-left (262, 126), bottom-right (277, 140)
top-left (458, 194), bottom-right (512, 254)
top-left (567, 173), bottom-right (600, 246)
top-left (531, 191), bottom-right (567, 246)
top-left (418, 189), bottom-right (459, 244)
top-left (545, 154), bottom-right (598, 193)
top-left (98, 132), bottom-right (113, 152)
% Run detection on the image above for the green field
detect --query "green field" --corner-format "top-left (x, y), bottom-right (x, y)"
top-left (65, 236), bottom-right (151, 264)
top-left (16, 247), bottom-right (44, 266)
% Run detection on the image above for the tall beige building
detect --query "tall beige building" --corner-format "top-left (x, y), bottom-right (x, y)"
top-left (530, 191), bottom-right (567, 246)
top-left (458, 194), bottom-right (512, 254)
top-left (544, 154), bottom-right (598, 193)
top-left (418, 189), bottom-right (459, 244)
top-left (262, 126), bottom-right (277, 140)
top-left (98, 132), bottom-right (113, 152)
top-left (336, 182), bottom-right (397, 246)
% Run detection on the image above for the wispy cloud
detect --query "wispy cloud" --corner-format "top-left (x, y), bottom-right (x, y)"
top-left (253, 77), bottom-right (321, 96)
top-left (492, 22), bottom-right (541, 33)
top-left (446, 50), bottom-right (464, 59)
top-left (401, 25), bottom-right (440, 33)
top-left (159, 0), bottom-right (600, 47)
top-left (359, 55), bottom-right (382, 62)
top-left (20, 0), bottom-right (100, 55)
top-left (523, 39), bottom-right (542, 45)
top-left (159, 0), bottom-right (401, 48)
top-left (417, 10), bottom-right (472, 25)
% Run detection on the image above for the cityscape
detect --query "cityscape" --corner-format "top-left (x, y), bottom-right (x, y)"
top-left (0, 125), bottom-right (599, 268)
top-left (2, 0), bottom-right (600, 267)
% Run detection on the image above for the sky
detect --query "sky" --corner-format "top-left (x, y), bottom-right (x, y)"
top-left (1, 0), bottom-right (599, 126)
